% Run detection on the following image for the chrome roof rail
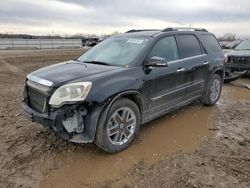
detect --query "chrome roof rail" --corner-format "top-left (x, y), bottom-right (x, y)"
top-left (162, 27), bottom-right (208, 32)
top-left (125, 29), bottom-right (160, 33)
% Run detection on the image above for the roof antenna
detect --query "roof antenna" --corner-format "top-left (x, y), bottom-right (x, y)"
top-left (189, 24), bottom-right (192, 29)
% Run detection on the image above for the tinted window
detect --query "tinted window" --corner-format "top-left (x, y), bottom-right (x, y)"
top-left (149, 36), bottom-right (179, 62)
top-left (177, 35), bottom-right (202, 58)
top-left (199, 34), bottom-right (222, 52)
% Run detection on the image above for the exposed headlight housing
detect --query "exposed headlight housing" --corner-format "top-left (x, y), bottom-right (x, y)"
top-left (49, 82), bottom-right (92, 106)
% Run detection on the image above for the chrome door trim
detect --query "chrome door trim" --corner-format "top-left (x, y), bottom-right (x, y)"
top-left (151, 80), bottom-right (204, 101)
top-left (167, 54), bottom-right (208, 65)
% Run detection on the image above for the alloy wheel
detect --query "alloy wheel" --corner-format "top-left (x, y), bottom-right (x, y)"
top-left (210, 78), bottom-right (221, 102)
top-left (107, 107), bottom-right (136, 146)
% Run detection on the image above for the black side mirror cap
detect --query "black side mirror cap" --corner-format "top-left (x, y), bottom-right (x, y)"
top-left (145, 56), bottom-right (168, 67)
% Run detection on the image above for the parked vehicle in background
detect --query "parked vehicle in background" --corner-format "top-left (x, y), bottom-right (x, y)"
top-left (22, 27), bottom-right (224, 153)
top-left (220, 40), bottom-right (241, 50)
top-left (98, 35), bottom-right (110, 43)
top-left (225, 39), bottom-right (250, 79)
top-left (84, 37), bottom-right (99, 47)
top-left (81, 38), bottom-right (87, 47)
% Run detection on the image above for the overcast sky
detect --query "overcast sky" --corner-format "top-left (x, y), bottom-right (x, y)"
top-left (0, 0), bottom-right (250, 36)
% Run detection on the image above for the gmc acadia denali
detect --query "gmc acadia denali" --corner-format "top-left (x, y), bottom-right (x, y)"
top-left (22, 28), bottom-right (224, 153)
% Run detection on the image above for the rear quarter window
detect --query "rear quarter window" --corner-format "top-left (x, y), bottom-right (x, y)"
top-left (199, 34), bottom-right (222, 53)
top-left (176, 35), bottom-right (202, 58)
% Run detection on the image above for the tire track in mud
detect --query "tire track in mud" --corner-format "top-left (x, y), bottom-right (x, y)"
top-left (0, 58), bottom-right (20, 73)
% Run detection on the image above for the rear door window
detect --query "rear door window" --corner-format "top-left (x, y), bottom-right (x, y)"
top-left (199, 34), bottom-right (222, 52)
top-left (176, 35), bottom-right (202, 58)
top-left (148, 36), bottom-right (179, 62)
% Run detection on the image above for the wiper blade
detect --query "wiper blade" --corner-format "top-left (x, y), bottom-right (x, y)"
top-left (83, 60), bottom-right (110, 66)
top-left (73, 59), bottom-right (82, 62)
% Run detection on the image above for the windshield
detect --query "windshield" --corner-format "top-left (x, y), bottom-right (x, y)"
top-left (235, 40), bottom-right (250, 50)
top-left (78, 37), bottom-right (150, 66)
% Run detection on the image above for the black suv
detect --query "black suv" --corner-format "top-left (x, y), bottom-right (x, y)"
top-left (22, 28), bottom-right (224, 153)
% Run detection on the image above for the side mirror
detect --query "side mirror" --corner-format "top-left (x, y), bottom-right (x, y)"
top-left (145, 56), bottom-right (168, 67)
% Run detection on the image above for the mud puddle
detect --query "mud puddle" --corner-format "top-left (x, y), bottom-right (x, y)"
top-left (40, 104), bottom-right (217, 188)
top-left (224, 78), bottom-right (250, 100)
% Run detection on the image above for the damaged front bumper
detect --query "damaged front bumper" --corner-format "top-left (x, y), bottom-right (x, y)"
top-left (22, 101), bottom-right (105, 143)
top-left (225, 63), bottom-right (250, 75)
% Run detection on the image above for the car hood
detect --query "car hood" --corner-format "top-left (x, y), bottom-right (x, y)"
top-left (227, 50), bottom-right (250, 57)
top-left (27, 60), bottom-right (121, 86)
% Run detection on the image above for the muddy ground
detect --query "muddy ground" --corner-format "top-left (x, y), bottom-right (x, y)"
top-left (0, 49), bottom-right (249, 188)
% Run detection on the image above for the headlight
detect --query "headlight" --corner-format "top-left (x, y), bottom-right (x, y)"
top-left (49, 82), bottom-right (92, 106)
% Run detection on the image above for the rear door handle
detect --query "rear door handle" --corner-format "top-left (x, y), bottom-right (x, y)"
top-left (177, 68), bottom-right (185, 72)
top-left (193, 61), bottom-right (209, 70)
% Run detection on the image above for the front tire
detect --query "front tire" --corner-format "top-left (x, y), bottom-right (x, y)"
top-left (201, 74), bottom-right (223, 106)
top-left (95, 98), bottom-right (141, 153)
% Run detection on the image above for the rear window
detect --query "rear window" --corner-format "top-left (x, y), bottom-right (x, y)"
top-left (199, 34), bottom-right (222, 52)
top-left (176, 35), bottom-right (202, 58)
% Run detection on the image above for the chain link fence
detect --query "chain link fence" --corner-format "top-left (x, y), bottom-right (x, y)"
top-left (0, 38), bottom-right (82, 50)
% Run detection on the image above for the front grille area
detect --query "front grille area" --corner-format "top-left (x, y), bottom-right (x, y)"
top-left (28, 86), bottom-right (48, 114)
top-left (230, 56), bottom-right (250, 64)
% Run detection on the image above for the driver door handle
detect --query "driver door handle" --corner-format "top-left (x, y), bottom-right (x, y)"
top-left (177, 68), bottom-right (185, 72)
top-left (203, 61), bottom-right (209, 65)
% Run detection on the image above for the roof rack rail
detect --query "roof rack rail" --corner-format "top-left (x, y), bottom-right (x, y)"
top-left (162, 27), bottom-right (208, 32)
top-left (125, 29), bottom-right (160, 33)
top-left (161, 27), bottom-right (177, 32)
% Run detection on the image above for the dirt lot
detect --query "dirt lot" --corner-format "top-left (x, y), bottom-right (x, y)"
top-left (0, 49), bottom-right (249, 188)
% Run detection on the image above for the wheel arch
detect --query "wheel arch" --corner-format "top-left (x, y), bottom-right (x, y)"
top-left (214, 69), bottom-right (224, 80)
top-left (104, 90), bottom-right (143, 118)
top-left (91, 90), bottom-right (143, 140)
top-left (201, 69), bottom-right (223, 106)
top-left (210, 68), bottom-right (225, 81)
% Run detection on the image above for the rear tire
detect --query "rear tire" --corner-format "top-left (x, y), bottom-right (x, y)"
top-left (201, 74), bottom-right (222, 106)
top-left (94, 98), bottom-right (141, 153)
